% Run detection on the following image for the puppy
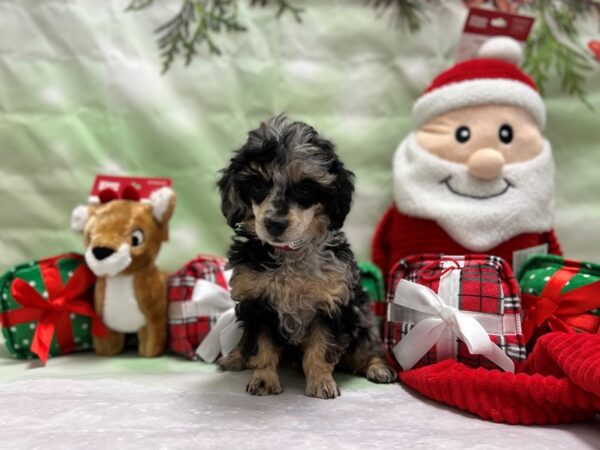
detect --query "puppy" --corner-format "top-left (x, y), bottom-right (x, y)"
top-left (217, 115), bottom-right (396, 399)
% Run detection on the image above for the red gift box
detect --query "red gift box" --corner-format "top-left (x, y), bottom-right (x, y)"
top-left (167, 255), bottom-right (234, 360)
top-left (385, 254), bottom-right (526, 372)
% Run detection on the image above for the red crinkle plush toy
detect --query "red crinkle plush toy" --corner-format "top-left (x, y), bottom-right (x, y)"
top-left (372, 37), bottom-right (562, 277)
top-left (399, 332), bottom-right (600, 425)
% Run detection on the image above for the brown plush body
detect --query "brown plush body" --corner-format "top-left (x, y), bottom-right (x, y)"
top-left (71, 187), bottom-right (176, 357)
top-left (92, 266), bottom-right (167, 357)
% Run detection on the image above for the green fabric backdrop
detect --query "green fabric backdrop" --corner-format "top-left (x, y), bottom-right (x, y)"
top-left (1, 0), bottom-right (599, 273)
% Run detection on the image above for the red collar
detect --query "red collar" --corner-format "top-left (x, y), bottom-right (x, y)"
top-left (270, 239), bottom-right (306, 252)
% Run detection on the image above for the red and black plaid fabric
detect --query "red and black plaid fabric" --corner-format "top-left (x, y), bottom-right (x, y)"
top-left (384, 253), bottom-right (526, 371)
top-left (168, 255), bottom-right (229, 360)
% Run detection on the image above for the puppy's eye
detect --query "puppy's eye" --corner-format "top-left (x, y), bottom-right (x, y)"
top-left (498, 124), bottom-right (513, 144)
top-left (249, 179), bottom-right (270, 203)
top-left (131, 229), bottom-right (144, 247)
top-left (455, 126), bottom-right (470, 143)
top-left (291, 182), bottom-right (317, 209)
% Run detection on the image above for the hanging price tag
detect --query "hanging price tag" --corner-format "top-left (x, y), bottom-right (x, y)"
top-left (457, 7), bottom-right (535, 62)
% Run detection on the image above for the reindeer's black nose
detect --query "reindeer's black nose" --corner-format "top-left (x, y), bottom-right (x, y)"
top-left (265, 218), bottom-right (288, 237)
top-left (92, 246), bottom-right (115, 261)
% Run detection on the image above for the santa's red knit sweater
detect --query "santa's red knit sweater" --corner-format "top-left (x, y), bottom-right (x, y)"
top-left (372, 205), bottom-right (562, 278)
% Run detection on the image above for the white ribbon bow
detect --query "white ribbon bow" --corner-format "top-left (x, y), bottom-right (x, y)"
top-left (195, 305), bottom-right (243, 363)
top-left (392, 279), bottom-right (515, 373)
top-left (169, 278), bottom-right (243, 363)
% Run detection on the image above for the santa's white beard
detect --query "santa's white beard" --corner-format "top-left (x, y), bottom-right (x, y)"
top-left (393, 133), bottom-right (555, 251)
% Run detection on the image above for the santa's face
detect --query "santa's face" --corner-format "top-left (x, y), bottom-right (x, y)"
top-left (393, 104), bottom-right (554, 251)
top-left (416, 104), bottom-right (544, 182)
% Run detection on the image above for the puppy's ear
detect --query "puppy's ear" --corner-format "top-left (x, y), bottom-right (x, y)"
top-left (327, 158), bottom-right (355, 230)
top-left (217, 159), bottom-right (250, 228)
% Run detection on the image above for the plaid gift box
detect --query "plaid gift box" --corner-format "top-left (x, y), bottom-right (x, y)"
top-left (358, 261), bottom-right (386, 337)
top-left (0, 253), bottom-right (107, 363)
top-left (518, 255), bottom-right (600, 345)
top-left (167, 255), bottom-right (234, 360)
top-left (384, 254), bottom-right (526, 372)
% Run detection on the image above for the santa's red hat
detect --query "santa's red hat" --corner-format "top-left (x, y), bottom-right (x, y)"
top-left (412, 37), bottom-right (546, 130)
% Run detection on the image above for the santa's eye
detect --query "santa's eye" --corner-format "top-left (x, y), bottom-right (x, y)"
top-left (132, 229), bottom-right (144, 247)
top-left (455, 126), bottom-right (471, 143)
top-left (499, 124), bottom-right (513, 144)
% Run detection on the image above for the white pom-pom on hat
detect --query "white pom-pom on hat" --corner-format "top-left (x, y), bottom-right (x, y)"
top-left (478, 36), bottom-right (524, 65)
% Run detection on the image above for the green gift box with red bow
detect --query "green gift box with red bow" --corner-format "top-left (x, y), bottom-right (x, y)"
top-left (358, 262), bottom-right (386, 338)
top-left (0, 253), bottom-right (108, 363)
top-left (517, 255), bottom-right (600, 345)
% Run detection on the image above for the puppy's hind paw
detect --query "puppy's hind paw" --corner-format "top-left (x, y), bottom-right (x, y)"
top-left (306, 376), bottom-right (340, 399)
top-left (246, 372), bottom-right (283, 396)
top-left (366, 363), bottom-right (397, 384)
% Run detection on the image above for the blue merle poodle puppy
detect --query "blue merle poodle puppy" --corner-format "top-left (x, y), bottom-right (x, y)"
top-left (217, 115), bottom-right (396, 399)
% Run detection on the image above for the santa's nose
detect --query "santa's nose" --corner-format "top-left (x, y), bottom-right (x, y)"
top-left (467, 148), bottom-right (505, 180)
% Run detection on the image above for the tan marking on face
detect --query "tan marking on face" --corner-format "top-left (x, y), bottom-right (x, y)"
top-left (252, 197), bottom-right (320, 243)
top-left (415, 104), bottom-right (543, 164)
top-left (286, 159), bottom-right (335, 185)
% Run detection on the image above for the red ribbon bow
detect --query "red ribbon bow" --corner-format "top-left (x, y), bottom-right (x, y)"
top-left (8, 262), bottom-right (108, 364)
top-left (522, 266), bottom-right (600, 343)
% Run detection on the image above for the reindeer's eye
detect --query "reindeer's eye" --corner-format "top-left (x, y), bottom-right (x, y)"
top-left (131, 229), bottom-right (144, 247)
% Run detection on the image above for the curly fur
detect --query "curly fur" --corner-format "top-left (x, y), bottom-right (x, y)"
top-left (217, 115), bottom-right (395, 398)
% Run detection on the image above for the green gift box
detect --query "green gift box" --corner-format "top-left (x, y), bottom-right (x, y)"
top-left (358, 261), bottom-right (386, 337)
top-left (517, 255), bottom-right (600, 344)
top-left (0, 253), bottom-right (106, 363)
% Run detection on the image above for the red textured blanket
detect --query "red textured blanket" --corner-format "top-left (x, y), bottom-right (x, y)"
top-left (399, 332), bottom-right (600, 425)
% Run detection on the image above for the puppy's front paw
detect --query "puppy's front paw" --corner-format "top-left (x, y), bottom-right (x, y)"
top-left (246, 371), bottom-right (283, 396)
top-left (217, 350), bottom-right (248, 372)
top-left (306, 375), bottom-right (340, 399)
top-left (366, 362), bottom-right (397, 384)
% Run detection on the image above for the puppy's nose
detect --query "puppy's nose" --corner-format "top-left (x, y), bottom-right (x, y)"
top-left (92, 246), bottom-right (115, 261)
top-left (265, 218), bottom-right (288, 237)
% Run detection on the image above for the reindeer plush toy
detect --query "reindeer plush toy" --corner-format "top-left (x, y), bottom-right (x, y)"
top-left (71, 185), bottom-right (176, 357)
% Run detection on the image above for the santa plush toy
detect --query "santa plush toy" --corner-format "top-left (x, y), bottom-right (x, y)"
top-left (372, 37), bottom-right (562, 278)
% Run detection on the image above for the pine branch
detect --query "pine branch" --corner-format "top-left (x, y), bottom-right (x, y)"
top-left (154, 0), bottom-right (246, 73)
top-left (250, 0), bottom-right (304, 22)
top-left (128, 0), bottom-right (304, 73)
top-left (523, 0), bottom-right (594, 108)
top-left (126, 0), bottom-right (598, 105)
top-left (126, 0), bottom-right (154, 12)
top-left (365, 0), bottom-right (431, 33)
